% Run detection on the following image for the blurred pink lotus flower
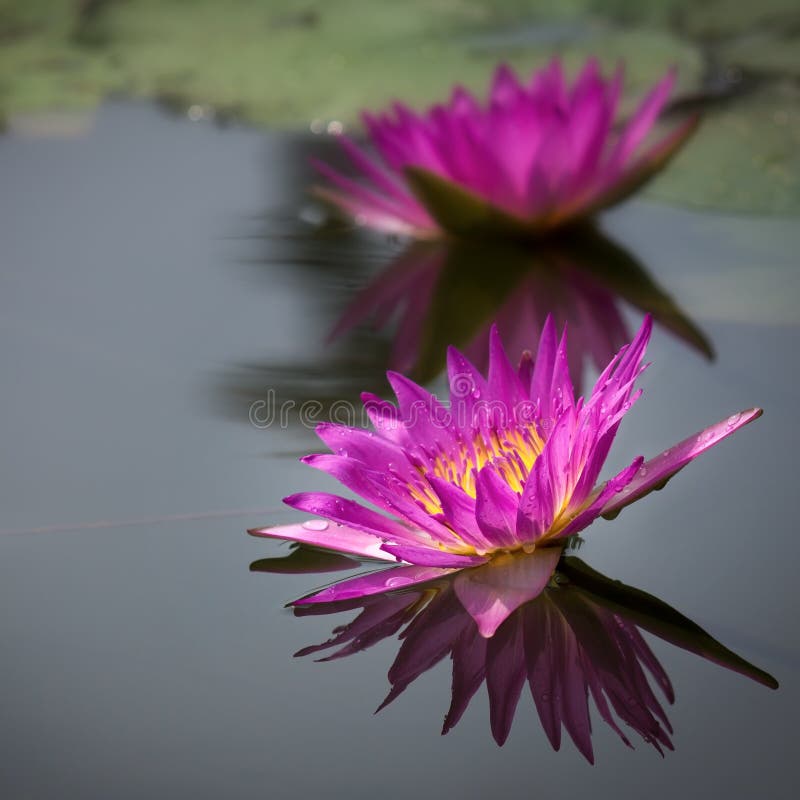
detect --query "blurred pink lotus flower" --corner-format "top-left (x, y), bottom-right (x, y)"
top-left (277, 551), bottom-right (777, 760)
top-left (313, 59), bottom-right (698, 238)
top-left (250, 317), bottom-right (759, 633)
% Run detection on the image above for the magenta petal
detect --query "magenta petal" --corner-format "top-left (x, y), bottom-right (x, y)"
top-left (380, 543), bottom-right (488, 568)
top-left (248, 521), bottom-right (393, 561)
top-left (607, 68), bottom-right (676, 169)
top-left (291, 564), bottom-right (457, 605)
top-left (311, 159), bottom-right (413, 222)
top-left (600, 408), bottom-right (763, 518)
top-left (487, 324), bottom-right (526, 408)
top-left (282, 491), bottom-right (414, 541)
top-left (486, 613), bottom-right (527, 745)
top-left (454, 548), bottom-right (562, 637)
top-left (301, 453), bottom-right (462, 546)
top-left (426, 475), bottom-right (493, 551)
top-left (517, 417), bottom-right (571, 541)
top-left (295, 593), bottom-right (417, 659)
top-left (443, 625), bottom-right (488, 733)
top-left (360, 392), bottom-right (405, 444)
top-left (380, 589), bottom-right (470, 711)
top-left (337, 134), bottom-right (414, 204)
top-left (313, 186), bottom-right (419, 235)
top-left (474, 466), bottom-right (521, 549)
top-left (555, 456), bottom-right (643, 539)
top-left (315, 423), bottom-right (418, 483)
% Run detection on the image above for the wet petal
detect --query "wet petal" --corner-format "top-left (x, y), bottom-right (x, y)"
top-left (474, 466), bottom-right (521, 549)
top-left (248, 520), bottom-right (393, 561)
top-left (283, 489), bottom-right (425, 545)
top-left (554, 456), bottom-right (643, 539)
top-left (600, 408), bottom-right (763, 519)
top-left (380, 543), bottom-right (488, 568)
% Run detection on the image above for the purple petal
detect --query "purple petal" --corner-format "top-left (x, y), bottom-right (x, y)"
top-left (474, 466), bottom-right (522, 549)
top-left (447, 345), bottom-right (488, 434)
top-left (295, 593), bottom-right (419, 659)
top-left (517, 412), bottom-right (576, 541)
top-left (379, 588), bottom-right (470, 710)
top-left (282, 491), bottom-right (414, 541)
top-left (292, 564), bottom-right (457, 605)
top-left (554, 456), bottom-right (643, 539)
top-left (600, 408), bottom-right (763, 518)
top-left (380, 543), bottom-right (488, 568)
top-left (315, 423), bottom-right (419, 483)
top-left (486, 613), bottom-right (527, 745)
top-left (487, 324), bottom-right (527, 408)
top-left (524, 598), bottom-right (563, 751)
top-left (248, 520), bottom-right (393, 561)
top-left (313, 186), bottom-right (420, 236)
top-left (300, 453), bottom-right (463, 546)
top-left (386, 371), bottom-right (456, 451)
top-left (337, 134), bottom-right (415, 205)
top-left (606, 69), bottom-right (676, 170)
top-left (426, 476), bottom-right (494, 551)
top-left (311, 158), bottom-right (417, 224)
top-left (443, 624), bottom-right (488, 734)
top-left (453, 548), bottom-right (562, 637)
top-left (360, 392), bottom-right (405, 444)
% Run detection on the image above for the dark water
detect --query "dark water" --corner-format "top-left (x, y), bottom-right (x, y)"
top-left (1, 102), bottom-right (797, 799)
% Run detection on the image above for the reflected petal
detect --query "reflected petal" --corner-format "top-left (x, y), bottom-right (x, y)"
top-left (292, 563), bottom-right (456, 605)
top-left (454, 548), bottom-right (562, 637)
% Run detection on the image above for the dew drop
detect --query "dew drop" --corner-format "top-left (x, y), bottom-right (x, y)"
top-left (302, 519), bottom-right (329, 531)
top-left (726, 413), bottom-right (741, 428)
top-left (638, 466), bottom-right (648, 477)
top-left (386, 576), bottom-right (407, 588)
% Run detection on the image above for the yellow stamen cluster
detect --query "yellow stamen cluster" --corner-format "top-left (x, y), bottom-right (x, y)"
top-left (408, 423), bottom-right (545, 514)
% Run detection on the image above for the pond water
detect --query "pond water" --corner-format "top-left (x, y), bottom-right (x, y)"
top-left (1, 101), bottom-right (797, 799)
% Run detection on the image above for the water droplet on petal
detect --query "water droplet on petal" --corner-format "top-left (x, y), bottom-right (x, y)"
top-left (386, 576), bottom-right (407, 588)
top-left (726, 413), bottom-right (741, 428)
top-left (302, 519), bottom-right (329, 531)
top-left (638, 466), bottom-right (648, 477)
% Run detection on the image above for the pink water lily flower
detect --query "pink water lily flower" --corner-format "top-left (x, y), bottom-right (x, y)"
top-left (250, 316), bottom-right (760, 631)
top-left (313, 59), bottom-right (699, 238)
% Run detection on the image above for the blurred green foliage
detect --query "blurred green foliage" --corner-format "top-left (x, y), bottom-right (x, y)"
top-left (1, 0), bottom-right (798, 213)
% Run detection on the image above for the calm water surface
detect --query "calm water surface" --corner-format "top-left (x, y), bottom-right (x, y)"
top-left (1, 102), bottom-right (797, 799)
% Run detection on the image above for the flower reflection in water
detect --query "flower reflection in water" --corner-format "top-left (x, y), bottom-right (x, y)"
top-left (253, 548), bottom-right (777, 762)
top-left (330, 227), bottom-right (713, 388)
